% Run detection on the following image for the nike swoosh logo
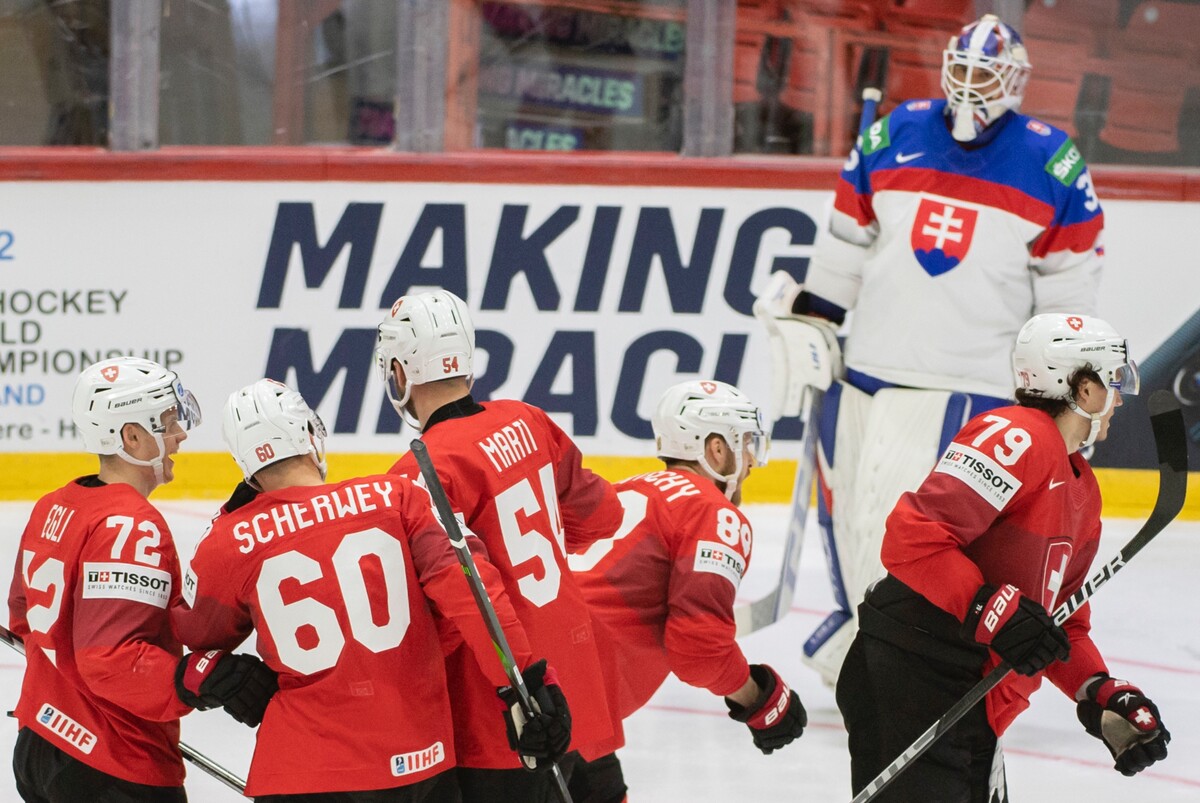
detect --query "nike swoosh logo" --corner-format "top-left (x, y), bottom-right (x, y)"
top-left (895, 151), bottom-right (925, 164)
top-left (1049, 479), bottom-right (1066, 489)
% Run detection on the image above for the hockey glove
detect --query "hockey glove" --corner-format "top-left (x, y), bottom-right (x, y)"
top-left (725, 664), bottom-right (807, 755)
top-left (498, 659), bottom-right (572, 771)
top-left (175, 650), bottom-right (278, 727)
top-left (1077, 675), bottom-right (1170, 776)
top-left (963, 584), bottom-right (1070, 676)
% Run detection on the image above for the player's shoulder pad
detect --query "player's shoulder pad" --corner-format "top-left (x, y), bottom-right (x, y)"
top-left (108, 485), bottom-right (172, 528)
top-left (859, 98), bottom-right (943, 156)
top-left (1015, 113), bottom-right (1088, 187)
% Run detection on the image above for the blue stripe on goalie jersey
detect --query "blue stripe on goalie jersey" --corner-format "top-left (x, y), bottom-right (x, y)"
top-left (845, 99), bottom-right (1099, 227)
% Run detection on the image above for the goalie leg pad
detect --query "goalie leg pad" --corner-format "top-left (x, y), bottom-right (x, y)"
top-left (804, 384), bottom-right (973, 684)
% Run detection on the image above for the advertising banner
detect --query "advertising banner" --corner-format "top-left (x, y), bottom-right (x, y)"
top-left (2, 180), bottom-right (1198, 497)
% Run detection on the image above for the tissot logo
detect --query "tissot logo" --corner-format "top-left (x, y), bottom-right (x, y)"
top-left (83, 562), bottom-right (172, 608)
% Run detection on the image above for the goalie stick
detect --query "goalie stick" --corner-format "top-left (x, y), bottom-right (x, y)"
top-left (734, 384), bottom-right (820, 636)
top-left (410, 439), bottom-right (574, 803)
top-left (853, 389), bottom-right (1188, 803)
top-left (0, 624), bottom-right (247, 796)
top-left (733, 84), bottom-right (882, 637)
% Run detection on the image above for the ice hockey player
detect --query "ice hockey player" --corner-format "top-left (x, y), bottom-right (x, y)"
top-left (9, 357), bottom-right (210, 802)
top-left (838, 314), bottom-right (1169, 800)
top-left (172, 378), bottom-right (571, 801)
top-left (567, 380), bottom-right (807, 801)
top-left (759, 13), bottom-right (1105, 686)
top-left (378, 289), bottom-right (624, 801)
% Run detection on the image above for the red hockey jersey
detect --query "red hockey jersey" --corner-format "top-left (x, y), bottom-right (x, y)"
top-left (571, 470), bottom-right (754, 722)
top-left (7, 479), bottom-right (190, 787)
top-left (172, 475), bottom-right (533, 796)
top-left (391, 399), bottom-right (624, 768)
top-left (883, 405), bottom-right (1109, 734)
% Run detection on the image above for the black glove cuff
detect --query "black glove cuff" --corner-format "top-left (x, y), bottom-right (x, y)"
top-left (726, 665), bottom-right (776, 722)
top-left (960, 583), bottom-right (999, 642)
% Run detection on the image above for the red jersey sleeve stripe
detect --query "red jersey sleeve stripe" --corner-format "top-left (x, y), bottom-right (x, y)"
top-left (1030, 214), bottom-right (1105, 258)
top-left (833, 176), bottom-right (875, 226)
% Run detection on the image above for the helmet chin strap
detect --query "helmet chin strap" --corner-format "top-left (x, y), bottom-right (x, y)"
top-left (699, 437), bottom-right (744, 501)
top-left (1069, 386), bottom-right (1116, 449)
top-left (115, 432), bottom-right (168, 486)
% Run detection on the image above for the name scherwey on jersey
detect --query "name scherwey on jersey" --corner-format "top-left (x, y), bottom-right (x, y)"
top-left (572, 470), bottom-right (755, 730)
top-left (8, 481), bottom-right (191, 787)
top-left (172, 475), bottom-right (534, 796)
top-left (392, 399), bottom-right (624, 768)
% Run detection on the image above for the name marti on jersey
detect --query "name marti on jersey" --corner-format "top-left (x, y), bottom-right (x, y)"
top-left (477, 417), bottom-right (539, 472)
top-left (231, 480), bottom-right (398, 553)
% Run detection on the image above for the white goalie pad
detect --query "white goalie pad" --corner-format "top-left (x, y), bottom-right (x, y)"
top-left (833, 385), bottom-right (961, 607)
top-left (753, 308), bottom-right (843, 421)
top-left (803, 384), bottom-right (965, 686)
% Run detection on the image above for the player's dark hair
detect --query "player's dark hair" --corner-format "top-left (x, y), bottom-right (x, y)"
top-left (1015, 367), bottom-right (1102, 416)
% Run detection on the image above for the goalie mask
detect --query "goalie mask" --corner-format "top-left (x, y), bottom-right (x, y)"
top-left (223, 379), bottom-right (328, 486)
top-left (942, 14), bottom-right (1031, 142)
top-left (376, 289), bottom-right (474, 430)
top-left (1013, 313), bottom-right (1139, 447)
top-left (653, 380), bottom-right (769, 500)
top-left (72, 357), bottom-right (202, 484)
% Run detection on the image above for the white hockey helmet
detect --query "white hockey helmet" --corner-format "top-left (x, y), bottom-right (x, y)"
top-left (1013, 313), bottom-right (1139, 447)
top-left (222, 379), bottom-right (328, 484)
top-left (653, 380), bottom-right (769, 499)
top-left (942, 14), bottom-right (1031, 142)
top-left (376, 290), bottom-right (474, 424)
top-left (72, 357), bottom-right (201, 480)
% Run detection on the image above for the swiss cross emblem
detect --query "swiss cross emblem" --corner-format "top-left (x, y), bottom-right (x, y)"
top-left (1067, 316), bottom-right (1084, 331)
top-left (910, 198), bottom-right (978, 276)
top-left (700, 381), bottom-right (717, 394)
top-left (100, 366), bottom-right (120, 382)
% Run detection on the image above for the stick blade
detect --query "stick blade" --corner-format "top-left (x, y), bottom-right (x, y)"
top-left (1147, 389), bottom-right (1188, 474)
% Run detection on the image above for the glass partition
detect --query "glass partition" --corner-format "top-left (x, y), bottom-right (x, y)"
top-left (160, 0), bottom-right (397, 145)
top-left (0, 0), bottom-right (109, 146)
top-left (732, 0), bottom-right (1200, 166)
top-left (465, 0), bottom-right (687, 151)
top-left (4, 0), bottom-right (1200, 165)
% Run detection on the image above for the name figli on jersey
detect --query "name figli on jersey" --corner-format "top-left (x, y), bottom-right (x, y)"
top-left (230, 480), bottom-right (398, 554)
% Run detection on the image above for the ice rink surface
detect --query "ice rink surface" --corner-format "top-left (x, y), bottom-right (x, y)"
top-left (1, 499), bottom-right (1198, 802)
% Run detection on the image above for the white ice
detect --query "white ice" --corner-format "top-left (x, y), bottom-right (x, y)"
top-left (1, 500), bottom-right (1197, 802)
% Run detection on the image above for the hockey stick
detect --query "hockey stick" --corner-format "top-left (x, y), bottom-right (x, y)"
top-left (734, 81), bottom-right (884, 638)
top-left (0, 625), bottom-right (247, 796)
top-left (853, 389), bottom-right (1188, 803)
top-left (734, 384), bottom-right (821, 636)
top-left (410, 439), bottom-right (574, 803)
